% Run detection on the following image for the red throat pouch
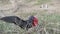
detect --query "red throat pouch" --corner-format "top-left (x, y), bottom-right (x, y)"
top-left (33, 17), bottom-right (38, 26)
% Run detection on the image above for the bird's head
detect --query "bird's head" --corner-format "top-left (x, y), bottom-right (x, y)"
top-left (29, 16), bottom-right (38, 27)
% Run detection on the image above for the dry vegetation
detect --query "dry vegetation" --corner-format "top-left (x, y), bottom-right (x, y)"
top-left (0, 0), bottom-right (60, 34)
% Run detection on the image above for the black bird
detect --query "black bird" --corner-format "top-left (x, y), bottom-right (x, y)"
top-left (0, 16), bottom-right (38, 30)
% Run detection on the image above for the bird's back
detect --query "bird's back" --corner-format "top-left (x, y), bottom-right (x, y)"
top-left (0, 16), bottom-right (21, 23)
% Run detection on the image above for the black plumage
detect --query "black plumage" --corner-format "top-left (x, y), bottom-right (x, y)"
top-left (0, 16), bottom-right (34, 30)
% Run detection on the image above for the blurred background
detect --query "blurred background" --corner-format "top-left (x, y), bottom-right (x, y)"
top-left (0, 0), bottom-right (60, 34)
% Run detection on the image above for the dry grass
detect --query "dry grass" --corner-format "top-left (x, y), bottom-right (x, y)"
top-left (0, 11), bottom-right (60, 34)
top-left (0, 0), bottom-right (60, 34)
